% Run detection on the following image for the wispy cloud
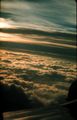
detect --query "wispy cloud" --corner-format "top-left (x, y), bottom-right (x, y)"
top-left (1, 0), bottom-right (76, 33)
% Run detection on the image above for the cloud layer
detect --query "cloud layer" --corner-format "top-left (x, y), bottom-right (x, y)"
top-left (1, 0), bottom-right (76, 33)
top-left (0, 49), bottom-right (76, 110)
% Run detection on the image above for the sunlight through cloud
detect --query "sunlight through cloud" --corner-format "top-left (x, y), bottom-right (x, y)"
top-left (0, 18), bottom-right (15, 28)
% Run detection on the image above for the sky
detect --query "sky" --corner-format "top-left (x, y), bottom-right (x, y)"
top-left (0, 0), bottom-right (76, 33)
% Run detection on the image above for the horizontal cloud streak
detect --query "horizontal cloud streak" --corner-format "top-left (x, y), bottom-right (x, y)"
top-left (0, 28), bottom-right (76, 40)
top-left (0, 11), bottom-right (13, 19)
top-left (0, 40), bottom-right (76, 60)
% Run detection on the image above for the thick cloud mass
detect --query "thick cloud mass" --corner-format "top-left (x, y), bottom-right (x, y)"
top-left (0, 49), bottom-right (76, 110)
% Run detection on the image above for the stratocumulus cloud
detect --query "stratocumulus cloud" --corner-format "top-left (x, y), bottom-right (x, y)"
top-left (0, 49), bottom-right (76, 105)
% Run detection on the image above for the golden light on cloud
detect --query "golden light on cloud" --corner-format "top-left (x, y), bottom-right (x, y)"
top-left (0, 18), bottom-right (15, 28)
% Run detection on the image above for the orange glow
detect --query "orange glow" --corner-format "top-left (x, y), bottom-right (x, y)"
top-left (0, 32), bottom-right (76, 49)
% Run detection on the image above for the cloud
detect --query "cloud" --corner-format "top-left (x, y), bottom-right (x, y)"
top-left (0, 48), bottom-right (76, 109)
top-left (1, 0), bottom-right (76, 33)
top-left (0, 82), bottom-right (44, 112)
top-left (0, 11), bottom-right (13, 19)
top-left (23, 0), bottom-right (50, 3)
top-left (0, 27), bottom-right (76, 40)
top-left (2, 0), bottom-right (75, 1)
top-left (0, 82), bottom-right (31, 112)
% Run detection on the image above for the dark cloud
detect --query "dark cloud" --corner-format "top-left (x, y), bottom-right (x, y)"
top-left (0, 82), bottom-right (43, 112)
top-left (0, 11), bottom-right (13, 19)
top-left (0, 76), bottom-right (4, 80)
top-left (0, 39), bottom-right (76, 60)
top-left (0, 82), bottom-right (31, 112)
top-left (0, 27), bottom-right (76, 40)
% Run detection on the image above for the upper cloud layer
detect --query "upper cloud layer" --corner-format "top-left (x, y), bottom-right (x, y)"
top-left (1, 0), bottom-right (76, 33)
